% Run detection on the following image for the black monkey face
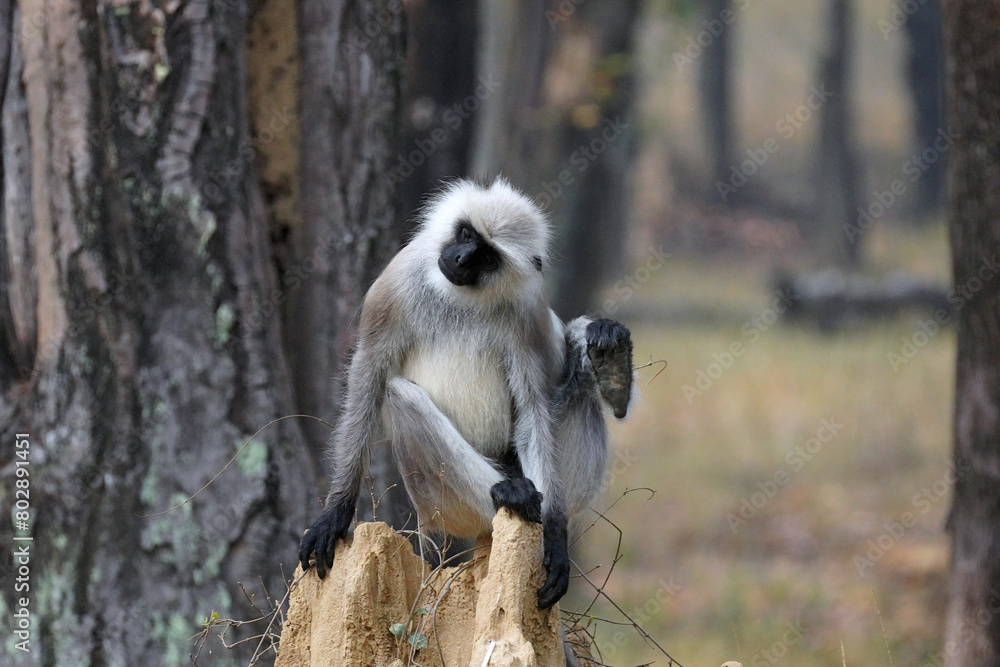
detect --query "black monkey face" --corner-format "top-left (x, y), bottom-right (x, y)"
top-left (438, 220), bottom-right (502, 287)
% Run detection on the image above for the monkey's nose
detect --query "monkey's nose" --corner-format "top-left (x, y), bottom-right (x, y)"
top-left (452, 242), bottom-right (476, 266)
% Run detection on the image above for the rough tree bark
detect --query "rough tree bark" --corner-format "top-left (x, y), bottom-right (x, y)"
top-left (0, 1), bottom-right (313, 664)
top-left (289, 0), bottom-right (410, 526)
top-left (0, 0), bottom-right (405, 664)
top-left (943, 2), bottom-right (1000, 665)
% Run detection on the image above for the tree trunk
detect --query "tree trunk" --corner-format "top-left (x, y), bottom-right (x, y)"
top-left (290, 0), bottom-right (410, 526)
top-left (700, 0), bottom-right (734, 199)
top-left (547, 2), bottom-right (641, 318)
top-left (394, 0), bottom-right (478, 236)
top-left (904, 0), bottom-right (945, 218)
top-left (469, 0), bottom-right (550, 191)
top-left (0, 0), bottom-right (405, 664)
top-left (814, 0), bottom-right (863, 266)
top-left (943, 2), bottom-right (1000, 665)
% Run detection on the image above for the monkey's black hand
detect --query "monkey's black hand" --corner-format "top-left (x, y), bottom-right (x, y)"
top-left (298, 500), bottom-right (354, 579)
top-left (538, 517), bottom-right (570, 609)
top-left (586, 318), bottom-right (633, 419)
top-left (490, 477), bottom-right (543, 524)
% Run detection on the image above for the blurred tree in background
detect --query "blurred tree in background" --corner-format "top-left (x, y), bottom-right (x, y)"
top-left (540, 1), bottom-right (641, 318)
top-left (943, 1), bottom-right (1000, 664)
top-left (813, 0), bottom-right (862, 266)
top-left (905, 0), bottom-right (945, 218)
top-left (699, 0), bottom-right (733, 202)
top-left (395, 0), bottom-right (477, 237)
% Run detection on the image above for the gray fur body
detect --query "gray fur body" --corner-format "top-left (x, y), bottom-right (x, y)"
top-left (302, 179), bottom-right (632, 614)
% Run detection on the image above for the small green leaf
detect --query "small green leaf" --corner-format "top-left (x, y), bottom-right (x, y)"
top-left (389, 623), bottom-right (407, 637)
top-left (407, 631), bottom-right (428, 650)
top-left (414, 607), bottom-right (428, 615)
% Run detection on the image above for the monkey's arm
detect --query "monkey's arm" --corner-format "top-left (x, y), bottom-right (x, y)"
top-left (553, 316), bottom-right (634, 523)
top-left (298, 280), bottom-right (404, 578)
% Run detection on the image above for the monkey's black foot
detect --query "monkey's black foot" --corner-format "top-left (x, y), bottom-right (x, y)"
top-left (298, 500), bottom-right (354, 579)
top-left (490, 477), bottom-right (543, 524)
top-left (585, 318), bottom-right (633, 419)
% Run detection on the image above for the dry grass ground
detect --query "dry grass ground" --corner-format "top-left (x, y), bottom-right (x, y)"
top-left (567, 225), bottom-right (953, 666)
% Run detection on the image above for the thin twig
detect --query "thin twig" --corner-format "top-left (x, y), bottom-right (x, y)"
top-left (633, 356), bottom-right (668, 385)
top-left (572, 563), bottom-right (685, 667)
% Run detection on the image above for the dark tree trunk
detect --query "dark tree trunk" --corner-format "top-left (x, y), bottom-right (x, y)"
top-left (814, 0), bottom-right (863, 266)
top-left (547, 2), bottom-right (641, 319)
top-left (0, 1), bottom-right (313, 664)
top-left (700, 0), bottom-right (734, 198)
top-left (943, 2), bottom-right (1000, 665)
top-left (0, 0), bottom-right (405, 664)
top-left (904, 0), bottom-right (945, 217)
top-left (395, 0), bottom-right (478, 236)
top-left (291, 0), bottom-right (410, 527)
top-left (469, 0), bottom-right (550, 191)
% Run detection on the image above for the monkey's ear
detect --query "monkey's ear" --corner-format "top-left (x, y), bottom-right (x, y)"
top-left (532, 256), bottom-right (543, 272)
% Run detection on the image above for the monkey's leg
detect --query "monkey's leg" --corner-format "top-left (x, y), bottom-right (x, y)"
top-left (385, 377), bottom-right (515, 539)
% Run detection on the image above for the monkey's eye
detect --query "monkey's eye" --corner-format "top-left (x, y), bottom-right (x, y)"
top-left (458, 226), bottom-right (475, 242)
top-left (482, 253), bottom-right (499, 270)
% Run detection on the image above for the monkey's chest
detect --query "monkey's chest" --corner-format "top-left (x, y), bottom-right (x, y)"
top-left (400, 344), bottom-right (512, 455)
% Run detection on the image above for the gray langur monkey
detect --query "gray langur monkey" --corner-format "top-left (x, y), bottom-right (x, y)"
top-left (299, 178), bottom-right (634, 610)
